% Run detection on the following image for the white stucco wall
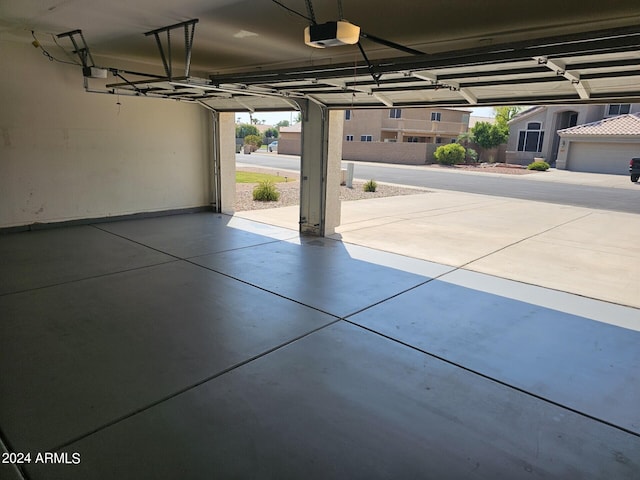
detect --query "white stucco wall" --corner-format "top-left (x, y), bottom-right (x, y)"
top-left (0, 37), bottom-right (212, 228)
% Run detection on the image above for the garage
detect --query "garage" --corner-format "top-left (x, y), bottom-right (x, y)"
top-left (3, 2), bottom-right (640, 478)
top-left (567, 141), bottom-right (639, 174)
top-left (558, 113), bottom-right (640, 174)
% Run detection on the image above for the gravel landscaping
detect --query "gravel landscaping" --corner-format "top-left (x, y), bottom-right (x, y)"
top-left (429, 163), bottom-right (537, 175)
top-left (235, 162), bottom-right (541, 211)
top-left (235, 167), bottom-right (428, 212)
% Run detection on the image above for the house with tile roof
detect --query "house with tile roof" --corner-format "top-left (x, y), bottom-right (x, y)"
top-left (506, 103), bottom-right (640, 173)
top-left (555, 113), bottom-right (640, 174)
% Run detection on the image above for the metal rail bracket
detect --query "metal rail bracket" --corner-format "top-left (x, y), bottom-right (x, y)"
top-left (144, 19), bottom-right (199, 81)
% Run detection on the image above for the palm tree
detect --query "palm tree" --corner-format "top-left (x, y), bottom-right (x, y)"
top-left (457, 131), bottom-right (478, 163)
top-left (457, 131), bottom-right (476, 146)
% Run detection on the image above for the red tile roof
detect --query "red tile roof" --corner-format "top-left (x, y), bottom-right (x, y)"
top-left (559, 113), bottom-right (640, 136)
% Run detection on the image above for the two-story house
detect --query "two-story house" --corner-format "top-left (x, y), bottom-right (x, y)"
top-left (341, 107), bottom-right (471, 164)
top-left (506, 103), bottom-right (640, 173)
top-left (276, 107), bottom-right (472, 164)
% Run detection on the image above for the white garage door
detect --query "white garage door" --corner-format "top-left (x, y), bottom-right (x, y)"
top-left (567, 141), bottom-right (639, 175)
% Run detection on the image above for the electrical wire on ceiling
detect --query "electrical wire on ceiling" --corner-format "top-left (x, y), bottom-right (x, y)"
top-left (31, 31), bottom-right (80, 66)
top-left (271, 0), bottom-right (346, 22)
top-left (304, 0), bottom-right (317, 24)
top-left (52, 34), bottom-right (83, 64)
top-left (270, 0), bottom-right (312, 22)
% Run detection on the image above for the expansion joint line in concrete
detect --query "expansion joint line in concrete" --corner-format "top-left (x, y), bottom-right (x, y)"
top-left (48, 318), bottom-right (343, 454)
top-left (346, 319), bottom-right (640, 440)
top-left (457, 212), bottom-right (594, 271)
top-left (90, 223), bottom-right (296, 260)
top-left (335, 200), bottom-right (506, 230)
top-left (0, 259), bottom-right (179, 299)
top-left (0, 427), bottom-right (28, 480)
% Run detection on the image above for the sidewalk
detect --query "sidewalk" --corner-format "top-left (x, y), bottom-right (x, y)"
top-left (235, 169), bottom-right (640, 310)
top-left (348, 161), bottom-right (639, 190)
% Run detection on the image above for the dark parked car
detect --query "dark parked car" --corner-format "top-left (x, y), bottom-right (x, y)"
top-left (630, 157), bottom-right (640, 183)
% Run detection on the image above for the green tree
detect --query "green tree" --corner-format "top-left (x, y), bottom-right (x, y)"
top-left (235, 123), bottom-right (259, 139)
top-left (264, 127), bottom-right (279, 139)
top-left (456, 131), bottom-right (478, 162)
top-left (456, 131), bottom-right (476, 146)
top-left (494, 106), bottom-right (523, 130)
top-left (275, 120), bottom-right (290, 128)
top-left (471, 121), bottom-right (508, 161)
top-left (434, 143), bottom-right (466, 165)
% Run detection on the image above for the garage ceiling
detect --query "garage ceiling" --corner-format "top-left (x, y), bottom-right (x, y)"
top-left (2, 0), bottom-right (640, 111)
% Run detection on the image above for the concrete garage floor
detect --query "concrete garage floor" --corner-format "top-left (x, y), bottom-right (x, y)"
top-left (1, 212), bottom-right (639, 479)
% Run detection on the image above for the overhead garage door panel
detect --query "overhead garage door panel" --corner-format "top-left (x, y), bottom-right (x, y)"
top-left (567, 142), bottom-right (638, 175)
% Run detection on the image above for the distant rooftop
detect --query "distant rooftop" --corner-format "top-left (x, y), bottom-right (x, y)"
top-left (279, 124), bottom-right (302, 133)
top-left (508, 106), bottom-right (544, 123)
top-left (469, 116), bottom-right (495, 128)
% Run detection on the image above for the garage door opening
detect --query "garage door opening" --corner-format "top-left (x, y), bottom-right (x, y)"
top-left (233, 110), bottom-right (302, 231)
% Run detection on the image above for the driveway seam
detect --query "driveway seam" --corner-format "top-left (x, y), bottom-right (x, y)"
top-left (457, 212), bottom-right (595, 270)
top-left (334, 199), bottom-right (511, 233)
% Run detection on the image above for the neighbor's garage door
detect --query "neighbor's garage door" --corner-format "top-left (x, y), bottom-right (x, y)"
top-left (567, 141), bottom-right (638, 175)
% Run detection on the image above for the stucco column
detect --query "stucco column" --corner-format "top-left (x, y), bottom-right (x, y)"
top-left (217, 111), bottom-right (236, 214)
top-left (298, 100), bottom-right (343, 236)
top-left (325, 109), bottom-right (344, 234)
top-left (555, 137), bottom-right (569, 170)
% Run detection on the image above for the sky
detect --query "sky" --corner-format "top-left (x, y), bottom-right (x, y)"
top-left (235, 106), bottom-right (496, 125)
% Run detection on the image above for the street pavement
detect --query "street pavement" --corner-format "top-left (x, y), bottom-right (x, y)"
top-left (239, 153), bottom-right (640, 213)
top-left (235, 167), bottom-right (640, 313)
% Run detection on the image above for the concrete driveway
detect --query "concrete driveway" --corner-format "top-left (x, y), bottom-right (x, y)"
top-left (236, 169), bottom-right (640, 311)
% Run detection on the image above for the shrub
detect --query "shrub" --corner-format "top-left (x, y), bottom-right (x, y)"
top-left (244, 134), bottom-right (262, 149)
top-left (252, 180), bottom-right (280, 201)
top-left (527, 161), bottom-right (550, 171)
top-left (434, 143), bottom-right (466, 165)
top-left (363, 179), bottom-right (377, 192)
top-left (466, 147), bottom-right (478, 163)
